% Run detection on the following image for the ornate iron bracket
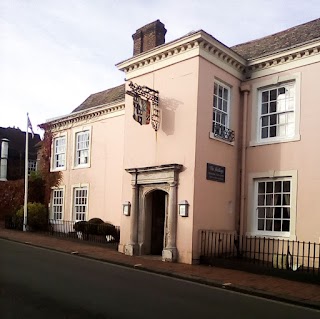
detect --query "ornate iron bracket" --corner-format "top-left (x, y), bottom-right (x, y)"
top-left (213, 123), bottom-right (235, 142)
top-left (126, 82), bottom-right (160, 131)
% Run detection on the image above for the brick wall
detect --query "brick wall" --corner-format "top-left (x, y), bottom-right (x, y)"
top-left (132, 20), bottom-right (167, 56)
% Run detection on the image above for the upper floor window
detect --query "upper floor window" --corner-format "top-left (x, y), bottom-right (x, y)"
top-left (53, 136), bottom-right (66, 170)
top-left (28, 160), bottom-right (37, 175)
top-left (75, 130), bottom-right (90, 167)
top-left (259, 83), bottom-right (295, 141)
top-left (211, 81), bottom-right (234, 143)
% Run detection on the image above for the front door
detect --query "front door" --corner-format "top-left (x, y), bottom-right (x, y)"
top-left (150, 190), bottom-right (166, 255)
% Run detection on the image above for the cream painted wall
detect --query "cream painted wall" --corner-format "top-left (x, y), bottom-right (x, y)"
top-left (192, 58), bottom-right (242, 261)
top-left (245, 62), bottom-right (320, 243)
top-left (56, 112), bottom-right (125, 226)
top-left (120, 57), bottom-right (200, 263)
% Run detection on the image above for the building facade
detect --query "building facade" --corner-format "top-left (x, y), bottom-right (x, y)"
top-left (0, 127), bottom-right (41, 181)
top-left (45, 18), bottom-right (320, 264)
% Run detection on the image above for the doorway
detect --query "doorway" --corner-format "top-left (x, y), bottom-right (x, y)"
top-left (149, 190), bottom-right (166, 255)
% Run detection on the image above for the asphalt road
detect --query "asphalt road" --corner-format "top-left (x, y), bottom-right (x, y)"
top-left (0, 239), bottom-right (319, 319)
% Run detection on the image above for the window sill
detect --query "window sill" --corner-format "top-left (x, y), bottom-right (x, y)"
top-left (209, 132), bottom-right (235, 146)
top-left (72, 164), bottom-right (91, 170)
top-left (246, 232), bottom-right (296, 241)
top-left (50, 220), bottom-right (64, 225)
top-left (50, 167), bottom-right (66, 173)
top-left (249, 134), bottom-right (300, 147)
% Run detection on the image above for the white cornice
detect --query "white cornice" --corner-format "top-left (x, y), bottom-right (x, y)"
top-left (117, 31), bottom-right (320, 81)
top-left (246, 40), bottom-right (320, 79)
top-left (116, 31), bottom-right (247, 80)
top-left (45, 100), bottom-right (125, 131)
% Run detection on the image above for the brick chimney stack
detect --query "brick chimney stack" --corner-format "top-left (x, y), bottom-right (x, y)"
top-left (132, 20), bottom-right (167, 56)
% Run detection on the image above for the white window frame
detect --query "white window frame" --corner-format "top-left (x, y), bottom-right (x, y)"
top-left (247, 170), bottom-right (297, 240)
top-left (209, 80), bottom-right (233, 145)
top-left (72, 127), bottom-right (92, 169)
top-left (249, 73), bottom-right (301, 146)
top-left (51, 187), bottom-right (65, 221)
top-left (51, 133), bottom-right (67, 171)
top-left (72, 184), bottom-right (89, 222)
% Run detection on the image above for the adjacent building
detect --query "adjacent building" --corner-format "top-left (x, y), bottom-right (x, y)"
top-left (44, 18), bottom-right (320, 264)
top-left (0, 127), bottom-right (41, 181)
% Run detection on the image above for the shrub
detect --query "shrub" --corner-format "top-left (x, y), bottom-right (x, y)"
top-left (73, 218), bottom-right (120, 241)
top-left (16, 202), bottom-right (48, 231)
top-left (97, 223), bottom-right (120, 241)
top-left (88, 218), bottom-right (104, 224)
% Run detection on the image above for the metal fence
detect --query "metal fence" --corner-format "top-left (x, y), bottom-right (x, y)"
top-left (4, 216), bottom-right (120, 248)
top-left (200, 230), bottom-right (320, 283)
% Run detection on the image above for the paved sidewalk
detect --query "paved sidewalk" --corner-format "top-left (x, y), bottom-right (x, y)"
top-left (1, 227), bottom-right (319, 309)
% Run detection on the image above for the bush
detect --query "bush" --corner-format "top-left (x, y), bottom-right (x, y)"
top-left (73, 218), bottom-right (120, 241)
top-left (16, 202), bottom-right (48, 231)
top-left (88, 218), bottom-right (104, 224)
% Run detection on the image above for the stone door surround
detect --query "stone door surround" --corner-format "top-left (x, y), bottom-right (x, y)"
top-left (125, 164), bottom-right (182, 262)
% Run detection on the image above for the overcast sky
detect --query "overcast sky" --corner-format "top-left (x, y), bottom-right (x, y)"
top-left (1, 0), bottom-right (319, 135)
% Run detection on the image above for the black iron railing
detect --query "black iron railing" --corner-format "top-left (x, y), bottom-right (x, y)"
top-left (200, 230), bottom-right (320, 282)
top-left (4, 216), bottom-right (120, 247)
top-left (212, 123), bottom-right (235, 142)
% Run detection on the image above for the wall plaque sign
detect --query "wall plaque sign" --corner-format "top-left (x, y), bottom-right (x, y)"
top-left (206, 163), bottom-right (225, 183)
top-left (126, 82), bottom-right (160, 131)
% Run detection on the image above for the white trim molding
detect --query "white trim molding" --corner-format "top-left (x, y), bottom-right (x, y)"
top-left (246, 170), bottom-right (298, 240)
top-left (249, 72), bottom-right (301, 147)
top-left (72, 126), bottom-right (92, 170)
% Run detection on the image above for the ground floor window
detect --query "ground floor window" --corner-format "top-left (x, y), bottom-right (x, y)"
top-left (52, 188), bottom-right (64, 220)
top-left (73, 186), bottom-right (88, 221)
top-left (247, 170), bottom-right (297, 239)
top-left (255, 178), bottom-right (291, 236)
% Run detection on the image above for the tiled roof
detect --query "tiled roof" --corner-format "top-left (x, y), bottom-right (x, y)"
top-left (231, 18), bottom-right (320, 60)
top-left (72, 84), bottom-right (125, 113)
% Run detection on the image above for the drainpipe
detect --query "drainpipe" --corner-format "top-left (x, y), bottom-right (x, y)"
top-left (0, 138), bottom-right (9, 181)
top-left (239, 85), bottom-right (251, 238)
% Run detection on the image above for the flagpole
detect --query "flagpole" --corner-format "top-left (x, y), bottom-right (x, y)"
top-left (23, 113), bottom-right (29, 231)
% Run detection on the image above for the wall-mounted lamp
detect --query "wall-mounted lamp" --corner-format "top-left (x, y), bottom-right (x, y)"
top-left (178, 200), bottom-right (189, 217)
top-left (123, 201), bottom-right (131, 216)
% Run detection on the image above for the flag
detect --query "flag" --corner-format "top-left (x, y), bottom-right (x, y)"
top-left (27, 114), bottom-right (34, 138)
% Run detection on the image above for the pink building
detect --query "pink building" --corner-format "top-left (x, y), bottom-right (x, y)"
top-left (45, 19), bottom-right (320, 264)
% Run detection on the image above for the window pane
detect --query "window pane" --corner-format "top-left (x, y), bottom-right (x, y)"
top-left (258, 182), bottom-right (265, 193)
top-left (258, 195), bottom-right (265, 205)
top-left (266, 219), bottom-right (273, 231)
top-left (223, 88), bottom-right (228, 100)
top-left (283, 207), bottom-right (290, 219)
top-left (258, 219), bottom-right (265, 230)
top-left (275, 181), bottom-right (282, 193)
top-left (274, 220), bottom-right (281, 231)
top-left (262, 91), bottom-right (269, 103)
top-left (270, 114), bottom-right (277, 125)
top-left (261, 127), bottom-right (268, 139)
top-left (258, 208), bottom-right (265, 218)
top-left (283, 181), bottom-right (290, 192)
top-left (266, 182), bottom-right (273, 193)
top-left (261, 103), bottom-right (268, 115)
top-left (270, 89), bottom-right (277, 101)
top-left (274, 207), bottom-right (281, 218)
top-left (282, 220), bottom-right (290, 231)
top-left (270, 102), bottom-right (277, 113)
top-left (269, 126), bottom-right (276, 137)
top-left (266, 207), bottom-right (273, 218)
top-left (261, 116), bottom-right (268, 127)
top-left (266, 194), bottom-right (273, 206)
